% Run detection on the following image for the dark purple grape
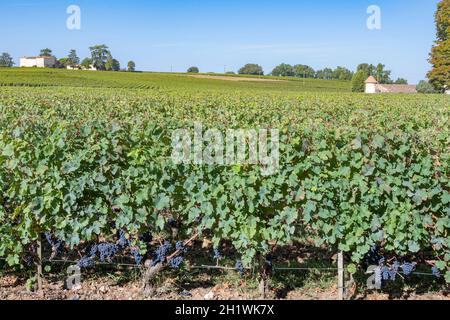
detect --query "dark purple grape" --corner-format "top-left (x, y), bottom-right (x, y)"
top-left (235, 260), bottom-right (245, 276)
top-left (77, 256), bottom-right (95, 269)
top-left (431, 266), bottom-right (441, 278)
top-left (170, 256), bottom-right (184, 269)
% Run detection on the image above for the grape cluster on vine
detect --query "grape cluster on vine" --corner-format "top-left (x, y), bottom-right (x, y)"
top-left (152, 241), bottom-right (172, 266)
top-left (98, 243), bottom-right (118, 262)
top-left (44, 232), bottom-right (64, 257)
top-left (235, 260), bottom-right (245, 276)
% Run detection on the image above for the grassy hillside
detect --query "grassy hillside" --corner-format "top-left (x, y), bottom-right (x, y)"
top-left (0, 68), bottom-right (351, 93)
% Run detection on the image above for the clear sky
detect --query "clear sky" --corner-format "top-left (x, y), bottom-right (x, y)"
top-left (0, 0), bottom-right (441, 83)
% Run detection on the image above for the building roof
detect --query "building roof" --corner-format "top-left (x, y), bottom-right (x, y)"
top-left (377, 84), bottom-right (417, 94)
top-left (365, 76), bottom-right (378, 84)
top-left (21, 56), bottom-right (55, 59)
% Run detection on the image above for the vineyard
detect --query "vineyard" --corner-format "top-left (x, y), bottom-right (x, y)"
top-left (0, 69), bottom-right (449, 299)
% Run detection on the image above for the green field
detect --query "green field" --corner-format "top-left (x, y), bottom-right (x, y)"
top-left (0, 68), bottom-right (351, 93)
top-left (0, 68), bottom-right (449, 286)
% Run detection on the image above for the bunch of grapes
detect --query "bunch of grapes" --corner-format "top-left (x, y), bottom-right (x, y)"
top-left (400, 262), bottom-right (417, 276)
top-left (152, 242), bottom-right (172, 266)
top-left (389, 260), bottom-right (400, 281)
top-left (131, 248), bottom-right (143, 265)
top-left (118, 230), bottom-right (131, 249)
top-left (77, 256), bottom-right (95, 269)
top-left (44, 232), bottom-right (64, 256)
top-left (139, 231), bottom-right (153, 244)
top-left (98, 243), bottom-right (118, 262)
top-left (431, 266), bottom-right (441, 278)
top-left (176, 241), bottom-right (185, 251)
top-left (265, 254), bottom-right (273, 269)
top-left (364, 245), bottom-right (383, 267)
top-left (170, 256), bottom-right (184, 269)
top-left (213, 247), bottom-right (222, 260)
top-left (88, 244), bottom-right (98, 258)
top-left (235, 260), bottom-right (245, 276)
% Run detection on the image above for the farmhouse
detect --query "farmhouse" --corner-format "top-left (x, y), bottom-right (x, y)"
top-left (365, 76), bottom-right (417, 94)
top-left (20, 56), bottom-right (56, 68)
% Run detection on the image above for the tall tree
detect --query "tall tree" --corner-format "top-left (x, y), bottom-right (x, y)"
top-left (271, 63), bottom-right (294, 77)
top-left (332, 66), bottom-right (353, 81)
top-left (0, 53), bottom-right (14, 67)
top-left (39, 48), bottom-right (52, 57)
top-left (68, 49), bottom-right (80, 67)
top-left (293, 64), bottom-right (315, 78)
top-left (128, 61), bottom-right (136, 72)
top-left (81, 58), bottom-right (92, 70)
top-left (238, 64), bottom-right (264, 75)
top-left (351, 70), bottom-right (366, 92)
top-left (427, 0), bottom-right (450, 91)
top-left (89, 45), bottom-right (111, 71)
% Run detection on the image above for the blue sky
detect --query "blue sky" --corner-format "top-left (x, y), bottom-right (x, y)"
top-left (0, 0), bottom-right (440, 83)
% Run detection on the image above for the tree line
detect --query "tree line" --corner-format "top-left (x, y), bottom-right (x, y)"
top-left (0, 46), bottom-right (136, 72)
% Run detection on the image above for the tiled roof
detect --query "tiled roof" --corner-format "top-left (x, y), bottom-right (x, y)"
top-left (377, 84), bottom-right (417, 93)
top-left (365, 76), bottom-right (378, 84)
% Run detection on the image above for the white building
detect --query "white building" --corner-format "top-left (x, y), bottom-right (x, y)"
top-left (67, 64), bottom-right (97, 71)
top-left (20, 56), bottom-right (56, 68)
top-left (365, 76), bottom-right (417, 94)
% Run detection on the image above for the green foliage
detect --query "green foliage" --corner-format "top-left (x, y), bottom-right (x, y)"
top-left (394, 78), bottom-right (408, 85)
top-left (89, 45), bottom-right (111, 71)
top-left (238, 64), bottom-right (264, 76)
top-left (105, 58), bottom-right (120, 71)
top-left (0, 72), bottom-right (448, 283)
top-left (428, 0), bottom-right (450, 91)
top-left (127, 61), bottom-right (136, 72)
top-left (293, 65), bottom-right (315, 78)
top-left (39, 48), bottom-right (52, 57)
top-left (351, 70), bottom-right (366, 92)
top-left (417, 80), bottom-right (438, 93)
top-left (81, 58), bottom-right (92, 70)
top-left (0, 53), bottom-right (14, 67)
top-left (68, 50), bottom-right (80, 67)
top-left (271, 64), bottom-right (294, 77)
top-left (187, 66), bottom-right (199, 73)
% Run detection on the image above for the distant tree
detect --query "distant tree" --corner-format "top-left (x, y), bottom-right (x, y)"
top-left (68, 49), bottom-right (80, 67)
top-left (81, 58), bottom-right (92, 69)
top-left (105, 58), bottom-right (120, 71)
top-left (394, 78), bottom-right (408, 84)
top-left (293, 64), bottom-right (315, 78)
top-left (57, 58), bottom-right (70, 68)
top-left (417, 80), bottom-right (438, 93)
top-left (127, 61), bottom-right (136, 72)
top-left (271, 63), bottom-right (294, 77)
top-left (226, 71), bottom-right (236, 75)
top-left (39, 48), bottom-right (53, 57)
top-left (0, 53), bottom-right (14, 67)
top-left (187, 66), bottom-right (199, 73)
top-left (427, 0), bottom-right (450, 91)
top-left (89, 45), bottom-right (111, 70)
top-left (357, 63), bottom-right (376, 78)
top-left (375, 63), bottom-right (392, 84)
top-left (351, 70), bottom-right (366, 92)
top-left (238, 63), bottom-right (264, 75)
top-left (316, 68), bottom-right (333, 80)
top-left (332, 66), bottom-right (353, 81)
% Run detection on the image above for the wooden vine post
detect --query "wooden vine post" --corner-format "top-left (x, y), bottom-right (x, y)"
top-left (337, 251), bottom-right (346, 300)
top-left (36, 238), bottom-right (43, 293)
